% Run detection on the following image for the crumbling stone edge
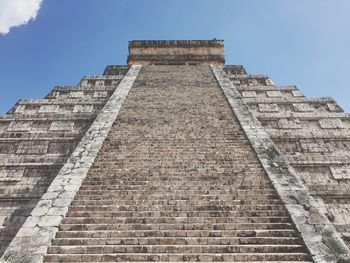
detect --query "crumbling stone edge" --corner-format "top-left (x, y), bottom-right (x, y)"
top-left (211, 65), bottom-right (350, 263)
top-left (0, 65), bottom-right (142, 263)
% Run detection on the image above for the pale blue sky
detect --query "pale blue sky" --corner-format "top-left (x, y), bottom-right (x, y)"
top-left (0, 0), bottom-right (349, 113)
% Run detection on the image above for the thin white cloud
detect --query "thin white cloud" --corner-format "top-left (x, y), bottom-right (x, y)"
top-left (0, 0), bottom-right (43, 35)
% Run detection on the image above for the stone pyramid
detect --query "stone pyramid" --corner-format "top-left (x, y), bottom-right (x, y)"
top-left (0, 40), bottom-right (349, 263)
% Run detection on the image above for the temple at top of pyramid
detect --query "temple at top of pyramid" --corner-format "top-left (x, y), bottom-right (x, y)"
top-left (0, 39), bottom-right (350, 263)
top-left (127, 39), bottom-right (225, 65)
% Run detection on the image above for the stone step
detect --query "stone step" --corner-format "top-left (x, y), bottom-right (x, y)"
top-left (51, 85), bottom-right (115, 93)
top-left (73, 196), bottom-right (283, 204)
top-left (286, 153), bottom-right (350, 166)
top-left (43, 252), bottom-right (311, 262)
top-left (47, 244), bottom-right (306, 254)
top-left (65, 210), bottom-right (286, 218)
top-left (73, 192), bottom-right (278, 199)
top-left (236, 85), bottom-right (298, 91)
top-left (0, 114), bottom-right (95, 121)
top-left (80, 179), bottom-right (275, 186)
top-left (44, 261), bottom-right (314, 263)
top-left (59, 223), bottom-right (295, 232)
top-left (244, 96), bottom-right (334, 105)
top-left (77, 185), bottom-right (277, 191)
top-left (267, 128), bottom-right (350, 140)
top-left (0, 131), bottom-right (82, 139)
top-left (61, 216), bottom-right (291, 225)
top-left (0, 137), bottom-right (76, 142)
top-left (17, 98), bottom-right (108, 106)
top-left (67, 204), bottom-right (282, 212)
top-left (78, 186), bottom-right (275, 192)
top-left (102, 65), bottom-right (130, 76)
top-left (79, 181), bottom-right (275, 187)
top-left (256, 111), bottom-right (350, 120)
top-left (74, 190), bottom-right (279, 198)
top-left (66, 209), bottom-right (286, 217)
top-left (0, 155), bottom-right (67, 166)
top-left (73, 191), bottom-right (280, 197)
top-left (52, 236), bottom-right (302, 246)
top-left (70, 198), bottom-right (282, 206)
top-left (69, 204), bottom-right (284, 213)
top-left (55, 229), bottom-right (299, 239)
top-left (80, 178), bottom-right (273, 185)
top-left (49, 86), bottom-right (114, 92)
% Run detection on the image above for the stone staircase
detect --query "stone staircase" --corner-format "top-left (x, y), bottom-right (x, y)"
top-left (43, 65), bottom-right (312, 262)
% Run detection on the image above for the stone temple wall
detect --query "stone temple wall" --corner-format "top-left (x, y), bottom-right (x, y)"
top-left (224, 65), bottom-right (350, 247)
top-left (0, 66), bottom-right (128, 255)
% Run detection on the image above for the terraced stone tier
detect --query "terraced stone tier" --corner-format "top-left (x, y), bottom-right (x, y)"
top-left (0, 67), bottom-right (127, 256)
top-left (224, 66), bottom-right (350, 248)
top-left (44, 65), bottom-right (312, 262)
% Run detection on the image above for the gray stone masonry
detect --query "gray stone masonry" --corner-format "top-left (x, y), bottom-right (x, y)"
top-left (223, 64), bottom-right (350, 251)
top-left (44, 65), bottom-right (311, 262)
top-left (127, 40), bottom-right (225, 65)
top-left (0, 65), bottom-right (141, 263)
top-left (212, 65), bottom-right (350, 263)
top-left (0, 69), bottom-right (128, 256)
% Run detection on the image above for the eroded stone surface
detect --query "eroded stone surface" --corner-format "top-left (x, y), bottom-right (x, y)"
top-left (0, 66), bottom-right (141, 263)
top-left (42, 65), bottom-right (311, 262)
top-left (219, 65), bottom-right (350, 262)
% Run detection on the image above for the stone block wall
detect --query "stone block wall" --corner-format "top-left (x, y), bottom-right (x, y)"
top-left (127, 40), bottom-right (225, 65)
top-left (0, 66), bottom-right (128, 255)
top-left (224, 66), bottom-right (350, 247)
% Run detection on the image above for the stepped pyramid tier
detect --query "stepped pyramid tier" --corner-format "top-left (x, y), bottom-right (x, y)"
top-left (0, 40), bottom-right (349, 263)
top-left (127, 40), bottom-right (225, 65)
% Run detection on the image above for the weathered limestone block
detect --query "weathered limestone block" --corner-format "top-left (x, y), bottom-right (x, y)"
top-left (102, 65), bottom-right (129, 76)
top-left (330, 166), bottom-right (350, 180)
top-left (241, 90), bottom-right (256, 97)
top-left (93, 91), bottom-right (108, 98)
top-left (300, 140), bottom-right (333, 153)
top-left (267, 90), bottom-right (282, 97)
top-left (31, 121), bottom-right (51, 132)
top-left (49, 121), bottom-right (74, 131)
top-left (292, 90), bottom-right (304, 97)
top-left (22, 105), bottom-right (39, 114)
top-left (223, 65), bottom-right (247, 75)
top-left (7, 121), bottom-right (32, 132)
top-left (293, 103), bottom-right (314, 112)
top-left (16, 141), bottom-right (49, 155)
top-left (73, 105), bottom-right (93, 113)
top-left (0, 167), bottom-right (25, 182)
top-left (328, 102), bottom-right (342, 112)
top-left (258, 103), bottom-right (279, 112)
top-left (0, 143), bottom-right (17, 154)
top-left (13, 105), bottom-right (26, 114)
top-left (319, 118), bottom-right (344, 129)
top-left (278, 118), bottom-right (302, 129)
top-left (38, 105), bottom-right (59, 113)
top-left (47, 141), bottom-right (76, 155)
top-left (69, 91), bottom-right (84, 98)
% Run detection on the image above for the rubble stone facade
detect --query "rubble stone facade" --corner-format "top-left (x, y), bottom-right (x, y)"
top-left (0, 40), bottom-right (349, 262)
